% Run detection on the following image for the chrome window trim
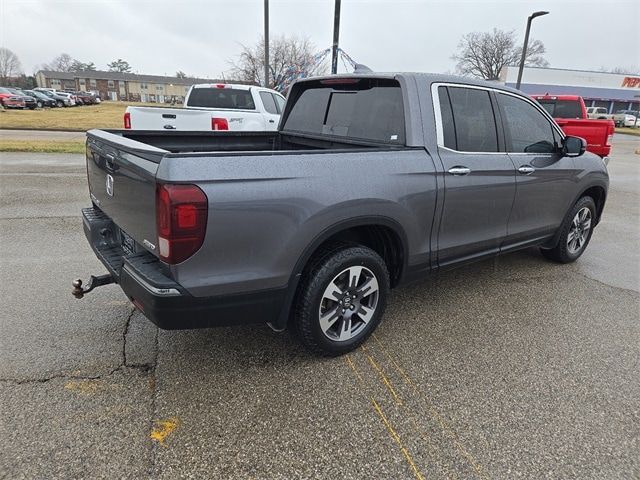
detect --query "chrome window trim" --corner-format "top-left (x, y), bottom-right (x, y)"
top-left (431, 82), bottom-right (565, 155)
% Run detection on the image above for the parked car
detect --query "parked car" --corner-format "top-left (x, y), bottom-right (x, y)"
top-left (532, 95), bottom-right (614, 158)
top-left (586, 106), bottom-right (614, 121)
top-left (613, 110), bottom-right (638, 128)
top-left (6, 88), bottom-right (37, 110)
top-left (42, 90), bottom-right (72, 107)
top-left (124, 84), bottom-right (286, 131)
top-left (75, 73), bottom-right (609, 356)
top-left (0, 87), bottom-right (26, 109)
top-left (22, 90), bottom-right (56, 108)
top-left (75, 91), bottom-right (97, 105)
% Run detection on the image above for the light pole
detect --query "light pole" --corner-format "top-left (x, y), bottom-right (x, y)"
top-left (515, 10), bottom-right (549, 90)
top-left (264, 0), bottom-right (269, 87)
top-left (331, 0), bottom-right (342, 74)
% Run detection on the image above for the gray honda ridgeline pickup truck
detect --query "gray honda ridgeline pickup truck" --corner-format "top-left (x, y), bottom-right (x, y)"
top-left (76, 73), bottom-right (608, 355)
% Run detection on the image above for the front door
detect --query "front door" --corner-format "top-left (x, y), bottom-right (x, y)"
top-left (434, 85), bottom-right (516, 267)
top-left (494, 92), bottom-right (580, 248)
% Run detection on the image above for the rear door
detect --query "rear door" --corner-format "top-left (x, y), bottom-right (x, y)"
top-left (433, 85), bottom-right (516, 267)
top-left (495, 92), bottom-right (579, 247)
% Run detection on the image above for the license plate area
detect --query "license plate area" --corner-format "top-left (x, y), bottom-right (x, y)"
top-left (121, 229), bottom-right (136, 256)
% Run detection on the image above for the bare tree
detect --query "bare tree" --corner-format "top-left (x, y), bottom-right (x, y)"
top-left (42, 53), bottom-right (75, 72)
top-left (176, 70), bottom-right (188, 78)
top-left (229, 34), bottom-right (326, 91)
top-left (0, 47), bottom-right (23, 82)
top-left (452, 29), bottom-right (549, 80)
top-left (599, 66), bottom-right (640, 75)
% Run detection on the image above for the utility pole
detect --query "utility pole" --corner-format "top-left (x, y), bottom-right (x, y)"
top-left (264, 0), bottom-right (270, 87)
top-left (331, 0), bottom-right (341, 74)
top-left (515, 10), bottom-right (549, 90)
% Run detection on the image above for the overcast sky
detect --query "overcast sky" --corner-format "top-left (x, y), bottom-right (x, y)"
top-left (1, 0), bottom-right (638, 79)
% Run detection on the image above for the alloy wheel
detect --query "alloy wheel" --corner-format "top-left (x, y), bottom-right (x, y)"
top-left (318, 265), bottom-right (379, 342)
top-left (567, 207), bottom-right (592, 254)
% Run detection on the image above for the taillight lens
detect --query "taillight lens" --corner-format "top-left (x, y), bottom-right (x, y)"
top-left (211, 117), bottom-right (229, 130)
top-left (124, 112), bottom-right (131, 129)
top-left (156, 184), bottom-right (208, 264)
top-left (606, 134), bottom-right (613, 146)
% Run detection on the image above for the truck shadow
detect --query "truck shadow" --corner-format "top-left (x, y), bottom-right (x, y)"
top-left (152, 246), bottom-right (564, 371)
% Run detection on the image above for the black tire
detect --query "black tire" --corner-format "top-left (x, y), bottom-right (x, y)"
top-left (541, 196), bottom-right (596, 263)
top-left (294, 244), bottom-right (390, 356)
top-left (56, 100), bottom-right (63, 108)
top-left (36, 101), bottom-right (43, 108)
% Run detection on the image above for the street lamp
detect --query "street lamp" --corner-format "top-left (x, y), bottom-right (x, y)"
top-left (515, 11), bottom-right (549, 90)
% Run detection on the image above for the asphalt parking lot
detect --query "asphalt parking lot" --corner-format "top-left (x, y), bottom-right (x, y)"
top-left (1, 134), bottom-right (638, 479)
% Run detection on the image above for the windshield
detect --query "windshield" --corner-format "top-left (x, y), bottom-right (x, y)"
top-left (283, 78), bottom-right (405, 144)
top-left (186, 87), bottom-right (255, 109)
top-left (536, 99), bottom-right (583, 119)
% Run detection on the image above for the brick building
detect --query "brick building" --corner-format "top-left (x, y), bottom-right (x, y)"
top-left (35, 70), bottom-right (245, 103)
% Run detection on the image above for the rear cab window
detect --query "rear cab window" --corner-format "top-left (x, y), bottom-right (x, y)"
top-left (186, 87), bottom-right (256, 109)
top-left (282, 78), bottom-right (405, 144)
top-left (535, 98), bottom-right (582, 119)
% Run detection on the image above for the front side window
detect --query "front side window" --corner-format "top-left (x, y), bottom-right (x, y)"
top-left (259, 91), bottom-right (278, 114)
top-left (498, 93), bottom-right (557, 154)
top-left (444, 86), bottom-right (498, 152)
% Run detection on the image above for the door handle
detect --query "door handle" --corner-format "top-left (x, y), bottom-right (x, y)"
top-left (447, 166), bottom-right (471, 176)
top-left (518, 165), bottom-right (535, 175)
top-left (269, 119), bottom-right (275, 123)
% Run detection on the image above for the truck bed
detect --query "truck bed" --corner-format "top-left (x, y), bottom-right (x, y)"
top-left (91, 129), bottom-right (401, 161)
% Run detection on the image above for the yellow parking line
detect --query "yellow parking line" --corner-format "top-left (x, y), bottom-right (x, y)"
top-left (372, 334), bottom-right (489, 480)
top-left (344, 355), bottom-right (427, 480)
top-left (361, 344), bottom-right (403, 405)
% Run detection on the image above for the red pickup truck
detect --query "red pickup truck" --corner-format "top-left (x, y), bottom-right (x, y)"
top-left (532, 95), bottom-right (614, 158)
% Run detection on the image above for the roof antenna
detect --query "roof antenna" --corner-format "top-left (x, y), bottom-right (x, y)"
top-left (354, 64), bottom-right (372, 73)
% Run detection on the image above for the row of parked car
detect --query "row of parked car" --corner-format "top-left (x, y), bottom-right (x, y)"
top-left (0, 87), bottom-right (101, 109)
top-left (586, 106), bottom-right (639, 128)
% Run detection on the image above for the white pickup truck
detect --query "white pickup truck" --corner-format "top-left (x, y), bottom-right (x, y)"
top-left (124, 83), bottom-right (286, 131)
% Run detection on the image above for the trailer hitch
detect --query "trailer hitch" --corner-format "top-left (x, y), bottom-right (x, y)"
top-left (72, 274), bottom-right (115, 299)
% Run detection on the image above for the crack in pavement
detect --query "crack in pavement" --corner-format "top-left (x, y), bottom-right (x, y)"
top-left (0, 306), bottom-right (158, 385)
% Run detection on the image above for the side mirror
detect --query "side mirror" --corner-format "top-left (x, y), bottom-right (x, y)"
top-left (562, 136), bottom-right (586, 157)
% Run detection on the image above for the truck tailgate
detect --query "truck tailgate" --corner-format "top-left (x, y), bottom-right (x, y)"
top-left (86, 130), bottom-right (165, 258)
top-left (128, 106), bottom-right (216, 131)
top-left (555, 118), bottom-right (614, 156)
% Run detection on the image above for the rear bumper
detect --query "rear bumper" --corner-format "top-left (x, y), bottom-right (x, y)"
top-left (82, 206), bottom-right (286, 330)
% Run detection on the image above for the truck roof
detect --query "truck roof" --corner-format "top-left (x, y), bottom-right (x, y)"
top-left (291, 72), bottom-right (523, 96)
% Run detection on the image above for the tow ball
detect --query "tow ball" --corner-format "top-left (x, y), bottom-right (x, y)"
top-left (72, 274), bottom-right (115, 299)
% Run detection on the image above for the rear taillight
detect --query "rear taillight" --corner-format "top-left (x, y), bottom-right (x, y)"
top-left (606, 134), bottom-right (613, 146)
top-left (124, 112), bottom-right (131, 129)
top-left (156, 184), bottom-right (208, 264)
top-left (211, 117), bottom-right (229, 130)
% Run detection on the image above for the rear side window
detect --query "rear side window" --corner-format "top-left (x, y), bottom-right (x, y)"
top-left (536, 99), bottom-right (582, 119)
top-left (186, 88), bottom-right (256, 109)
top-left (274, 94), bottom-right (286, 113)
top-left (283, 78), bottom-right (405, 144)
top-left (259, 91), bottom-right (278, 114)
top-left (498, 93), bottom-right (557, 153)
top-left (442, 86), bottom-right (498, 152)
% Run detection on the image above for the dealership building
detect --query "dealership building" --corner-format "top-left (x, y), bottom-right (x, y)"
top-left (500, 66), bottom-right (640, 113)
